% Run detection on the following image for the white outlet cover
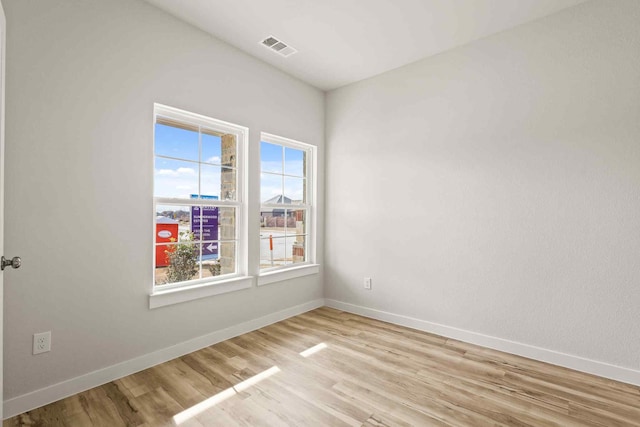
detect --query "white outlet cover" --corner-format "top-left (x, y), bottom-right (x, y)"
top-left (33, 331), bottom-right (51, 355)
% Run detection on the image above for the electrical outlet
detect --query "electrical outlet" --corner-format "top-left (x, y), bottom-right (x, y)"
top-left (364, 277), bottom-right (372, 290)
top-left (33, 331), bottom-right (51, 355)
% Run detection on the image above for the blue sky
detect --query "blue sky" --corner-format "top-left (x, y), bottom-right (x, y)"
top-left (260, 141), bottom-right (305, 203)
top-left (154, 123), bottom-right (306, 203)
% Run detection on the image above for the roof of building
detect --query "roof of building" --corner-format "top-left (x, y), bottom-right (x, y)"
top-left (263, 195), bottom-right (293, 204)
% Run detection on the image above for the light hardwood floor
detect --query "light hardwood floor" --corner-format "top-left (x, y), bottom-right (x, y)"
top-left (4, 307), bottom-right (640, 426)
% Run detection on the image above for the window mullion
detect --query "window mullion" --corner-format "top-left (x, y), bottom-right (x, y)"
top-left (155, 197), bottom-right (240, 207)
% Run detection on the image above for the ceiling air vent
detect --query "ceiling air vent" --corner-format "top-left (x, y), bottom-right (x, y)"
top-left (260, 35), bottom-right (297, 58)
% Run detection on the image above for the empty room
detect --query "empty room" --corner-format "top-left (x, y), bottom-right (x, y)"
top-left (1, 0), bottom-right (639, 425)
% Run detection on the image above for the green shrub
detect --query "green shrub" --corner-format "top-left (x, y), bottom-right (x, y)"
top-left (164, 231), bottom-right (198, 283)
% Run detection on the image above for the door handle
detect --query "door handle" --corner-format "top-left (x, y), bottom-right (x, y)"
top-left (1, 256), bottom-right (21, 270)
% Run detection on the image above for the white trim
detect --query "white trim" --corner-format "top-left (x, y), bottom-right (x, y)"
top-left (149, 276), bottom-right (253, 309)
top-left (0, 2), bottom-right (6, 420)
top-left (155, 104), bottom-right (248, 137)
top-left (3, 298), bottom-right (326, 419)
top-left (261, 132), bottom-right (315, 151)
top-left (154, 198), bottom-right (240, 207)
top-left (258, 264), bottom-right (320, 286)
top-left (325, 299), bottom-right (640, 387)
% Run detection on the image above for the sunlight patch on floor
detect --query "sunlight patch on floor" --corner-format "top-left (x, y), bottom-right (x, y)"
top-left (299, 342), bottom-right (327, 358)
top-left (173, 366), bottom-right (281, 424)
top-left (234, 366), bottom-right (281, 392)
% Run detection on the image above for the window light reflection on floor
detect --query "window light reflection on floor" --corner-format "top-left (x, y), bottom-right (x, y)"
top-left (299, 342), bottom-right (327, 357)
top-left (173, 366), bottom-right (281, 424)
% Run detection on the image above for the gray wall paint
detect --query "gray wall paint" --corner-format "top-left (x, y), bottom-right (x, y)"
top-left (3, 0), bottom-right (324, 399)
top-left (326, 0), bottom-right (640, 369)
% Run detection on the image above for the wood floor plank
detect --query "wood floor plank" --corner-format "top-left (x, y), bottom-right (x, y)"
top-left (5, 307), bottom-right (640, 426)
top-left (132, 386), bottom-right (190, 427)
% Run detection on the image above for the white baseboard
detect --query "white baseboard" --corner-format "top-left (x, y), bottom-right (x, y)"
top-left (3, 298), bottom-right (325, 419)
top-left (325, 299), bottom-right (640, 387)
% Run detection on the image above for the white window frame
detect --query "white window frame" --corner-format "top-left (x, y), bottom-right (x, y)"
top-left (150, 104), bottom-right (250, 307)
top-left (258, 132), bottom-right (318, 285)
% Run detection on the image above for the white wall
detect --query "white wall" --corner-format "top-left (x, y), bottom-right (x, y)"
top-left (3, 0), bottom-right (324, 403)
top-left (326, 0), bottom-right (640, 373)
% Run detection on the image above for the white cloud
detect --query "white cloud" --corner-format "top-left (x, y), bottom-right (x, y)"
top-left (177, 167), bottom-right (196, 175)
top-left (154, 166), bottom-right (221, 199)
top-left (156, 169), bottom-right (177, 177)
top-left (156, 167), bottom-right (196, 177)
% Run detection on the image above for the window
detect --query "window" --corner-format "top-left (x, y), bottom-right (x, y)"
top-left (153, 104), bottom-right (247, 290)
top-left (260, 133), bottom-right (315, 273)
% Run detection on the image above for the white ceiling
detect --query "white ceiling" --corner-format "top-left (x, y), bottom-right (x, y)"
top-left (144, 0), bottom-right (589, 91)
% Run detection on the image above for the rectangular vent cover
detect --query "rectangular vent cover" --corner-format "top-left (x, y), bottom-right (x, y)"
top-left (260, 35), bottom-right (297, 57)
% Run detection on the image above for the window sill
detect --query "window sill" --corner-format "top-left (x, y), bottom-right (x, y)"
top-left (149, 276), bottom-right (254, 309)
top-left (257, 264), bottom-right (320, 286)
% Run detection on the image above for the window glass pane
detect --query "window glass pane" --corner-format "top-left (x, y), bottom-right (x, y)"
top-left (200, 164), bottom-right (221, 200)
top-left (220, 167), bottom-right (236, 201)
top-left (217, 241), bottom-right (237, 275)
top-left (155, 204), bottom-right (191, 239)
top-left (279, 236), bottom-right (306, 265)
top-left (155, 205), bottom-right (199, 285)
top-left (191, 206), bottom-right (236, 253)
top-left (199, 241), bottom-right (235, 277)
top-left (154, 265), bottom-right (168, 285)
top-left (155, 208), bottom-right (182, 273)
top-left (260, 235), bottom-right (286, 269)
top-left (220, 134), bottom-right (237, 169)
top-left (154, 158), bottom-right (198, 199)
top-left (218, 207), bottom-right (236, 240)
top-left (261, 142), bottom-right (283, 173)
top-left (191, 205), bottom-right (218, 242)
top-left (259, 236), bottom-right (270, 269)
top-left (284, 177), bottom-right (305, 204)
top-left (155, 242), bottom-right (200, 285)
top-left (291, 235), bottom-right (306, 264)
top-left (284, 147), bottom-right (305, 177)
top-left (200, 166), bottom-right (237, 201)
top-left (260, 207), bottom-right (287, 233)
top-left (154, 122), bottom-right (199, 162)
top-left (156, 205), bottom-right (191, 231)
top-left (202, 133), bottom-right (221, 165)
top-left (286, 209), bottom-right (306, 236)
top-left (261, 173), bottom-right (283, 203)
top-left (283, 237), bottom-right (293, 265)
top-left (201, 255), bottom-right (222, 279)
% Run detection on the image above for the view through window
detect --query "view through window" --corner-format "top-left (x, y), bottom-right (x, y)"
top-left (154, 105), bottom-right (245, 288)
top-left (260, 134), bottom-right (313, 270)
